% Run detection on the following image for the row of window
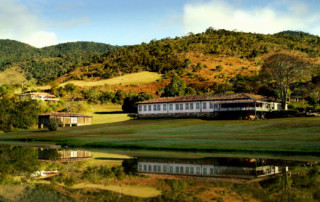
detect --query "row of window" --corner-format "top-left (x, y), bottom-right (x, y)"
top-left (138, 164), bottom-right (214, 175)
top-left (138, 102), bottom-right (218, 112)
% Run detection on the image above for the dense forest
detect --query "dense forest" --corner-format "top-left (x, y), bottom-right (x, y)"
top-left (0, 40), bottom-right (119, 84)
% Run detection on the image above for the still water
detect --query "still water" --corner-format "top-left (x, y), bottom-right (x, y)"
top-left (0, 142), bottom-right (319, 201)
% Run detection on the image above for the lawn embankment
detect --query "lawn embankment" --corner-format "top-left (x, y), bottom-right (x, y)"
top-left (1, 117), bottom-right (320, 155)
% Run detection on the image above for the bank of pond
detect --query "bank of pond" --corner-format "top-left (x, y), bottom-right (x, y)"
top-left (0, 145), bottom-right (320, 201)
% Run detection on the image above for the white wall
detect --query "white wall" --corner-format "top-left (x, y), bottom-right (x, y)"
top-left (138, 101), bottom-right (219, 115)
top-left (138, 101), bottom-right (284, 115)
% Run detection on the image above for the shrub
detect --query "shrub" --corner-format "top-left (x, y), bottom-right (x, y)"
top-left (165, 180), bottom-right (187, 194)
top-left (216, 65), bottom-right (223, 71)
top-left (44, 117), bottom-right (62, 131)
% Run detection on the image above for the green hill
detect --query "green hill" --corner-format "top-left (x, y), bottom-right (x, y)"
top-left (0, 40), bottom-right (119, 84)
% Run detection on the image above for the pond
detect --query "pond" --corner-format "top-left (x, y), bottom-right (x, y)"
top-left (0, 142), bottom-right (319, 201)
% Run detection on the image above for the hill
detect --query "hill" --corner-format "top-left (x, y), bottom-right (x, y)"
top-left (2, 29), bottom-right (320, 98)
top-left (51, 29), bottom-right (320, 95)
top-left (0, 40), bottom-right (119, 84)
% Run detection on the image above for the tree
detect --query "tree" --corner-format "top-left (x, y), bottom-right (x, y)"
top-left (162, 77), bottom-right (187, 97)
top-left (122, 92), bottom-right (154, 113)
top-left (261, 53), bottom-right (311, 109)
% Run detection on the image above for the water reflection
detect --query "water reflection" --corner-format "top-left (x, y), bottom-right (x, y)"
top-left (137, 157), bottom-right (283, 178)
top-left (0, 144), bottom-right (319, 201)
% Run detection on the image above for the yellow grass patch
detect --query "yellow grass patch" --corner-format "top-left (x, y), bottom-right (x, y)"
top-left (0, 184), bottom-right (25, 201)
top-left (34, 71), bottom-right (161, 91)
top-left (71, 183), bottom-right (161, 198)
top-left (0, 67), bottom-right (33, 86)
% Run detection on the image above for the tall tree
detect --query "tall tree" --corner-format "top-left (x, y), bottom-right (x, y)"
top-left (260, 53), bottom-right (311, 109)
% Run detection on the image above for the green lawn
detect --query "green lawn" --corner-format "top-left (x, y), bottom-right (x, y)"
top-left (1, 117), bottom-right (320, 154)
top-left (88, 104), bottom-right (130, 125)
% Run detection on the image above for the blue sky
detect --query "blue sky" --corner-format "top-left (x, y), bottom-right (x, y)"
top-left (1, 0), bottom-right (320, 47)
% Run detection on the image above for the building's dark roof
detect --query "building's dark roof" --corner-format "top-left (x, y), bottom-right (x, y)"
top-left (138, 93), bottom-right (276, 104)
top-left (38, 112), bottom-right (92, 117)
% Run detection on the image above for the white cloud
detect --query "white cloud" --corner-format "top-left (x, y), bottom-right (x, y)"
top-left (0, 0), bottom-right (57, 48)
top-left (183, 0), bottom-right (320, 35)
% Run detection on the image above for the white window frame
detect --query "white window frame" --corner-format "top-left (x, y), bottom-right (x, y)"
top-left (71, 117), bottom-right (78, 124)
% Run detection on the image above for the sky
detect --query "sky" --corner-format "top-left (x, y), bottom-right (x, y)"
top-left (1, 0), bottom-right (320, 48)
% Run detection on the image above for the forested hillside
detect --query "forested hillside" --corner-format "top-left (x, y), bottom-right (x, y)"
top-left (0, 40), bottom-right (119, 84)
top-left (68, 28), bottom-right (320, 82)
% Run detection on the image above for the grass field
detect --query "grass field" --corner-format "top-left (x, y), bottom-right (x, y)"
top-left (88, 104), bottom-right (130, 125)
top-left (36, 71), bottom-right (162, 90)
top-left (1, 117), bottom-right (320, 155)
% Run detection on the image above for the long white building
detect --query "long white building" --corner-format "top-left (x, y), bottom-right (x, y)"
top-left (137, 93), bottom-right (284, 119)
top-left (137, 157), bottom-right (281, 178)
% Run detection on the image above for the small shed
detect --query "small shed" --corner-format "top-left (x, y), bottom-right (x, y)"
top-left (38, 112), bottom-right (92, 129)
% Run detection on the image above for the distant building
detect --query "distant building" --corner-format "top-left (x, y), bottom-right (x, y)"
top-left (38, 112), bottom-right (92, 129)
top-left (289, 96), bottom-right (308, 103)
top-left (19, 92), bottom-right (59, 101)
top-left (137, 93), bottom-right (285, 119)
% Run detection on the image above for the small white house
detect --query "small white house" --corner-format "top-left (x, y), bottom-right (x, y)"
top-left (18, 92), bottom-right (59, 101)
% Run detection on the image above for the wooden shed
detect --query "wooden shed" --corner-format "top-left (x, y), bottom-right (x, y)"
top-left (38, 112), bottom-right (92, 129)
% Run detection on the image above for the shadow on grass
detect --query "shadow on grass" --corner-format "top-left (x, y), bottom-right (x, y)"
top-left (94, 111), bottom-right (126, 114)
top-left (95, 157), bottom-right (130, 160)
top-left (31, 130), bottom-right (51, 133)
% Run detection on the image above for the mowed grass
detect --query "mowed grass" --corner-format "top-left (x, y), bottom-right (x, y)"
top-left (89, 104), bottom-right (129, 125)
top-left (1, 117), bottom-right (320, 154)
top-left (36, 71), bottom-right (162, 90)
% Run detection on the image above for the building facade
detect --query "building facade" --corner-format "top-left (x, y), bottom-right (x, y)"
top-left (38, 112), bottom-right (92, 128)
top-left (137, 93), bottom-right (285, 119)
